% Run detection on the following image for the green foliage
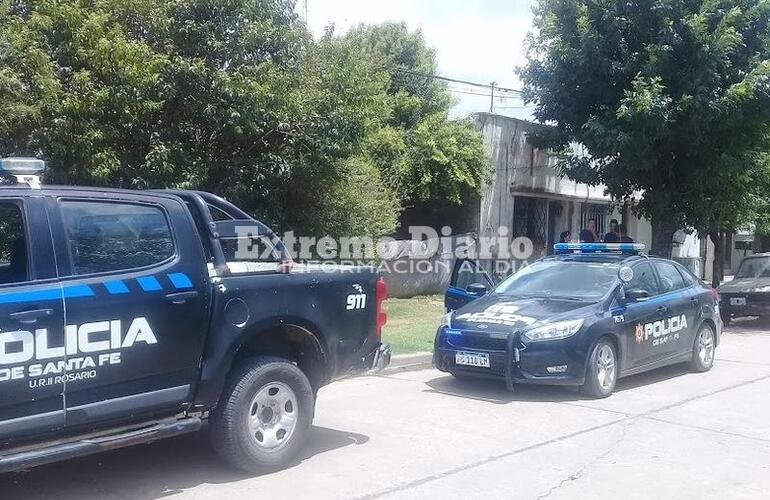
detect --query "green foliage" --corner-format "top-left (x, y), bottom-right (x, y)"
top-left (520, 0), bottom-right (770, 246)
top-left (0, 4), bottom-right (487, 237)
top-left (0, 0), bottom-right (391, 237)
top-left (340, 22), bottom-right (489, 208)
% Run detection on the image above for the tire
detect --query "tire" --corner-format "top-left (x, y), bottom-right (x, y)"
top-left (581, 338), bottom-right (617, 399)
top-left (689, 323), bottom-right (716, 372)
top-left (210, 356), bottom-right (315, 473)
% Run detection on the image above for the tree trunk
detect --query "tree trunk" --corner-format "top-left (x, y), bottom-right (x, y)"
top-left (650, 217), bottom-right (676, 258)
top-left (710, 232), bottom-right (724, 288)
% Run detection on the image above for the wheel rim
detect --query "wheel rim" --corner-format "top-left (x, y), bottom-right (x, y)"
top-left (596, 344), bottom-right (616, 391)
top-left (248, 381), bottom-right (298, 451)
top-left (698, 328), bottom-right (715, 366)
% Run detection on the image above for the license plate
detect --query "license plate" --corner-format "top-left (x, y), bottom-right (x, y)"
top-left (730, 297), bottom-right (746, 306)
top-left (455, 351), bottom-right (490, 368)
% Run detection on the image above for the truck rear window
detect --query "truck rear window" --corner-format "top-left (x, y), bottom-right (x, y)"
top-left (60, 200), bottom-right (175, 275)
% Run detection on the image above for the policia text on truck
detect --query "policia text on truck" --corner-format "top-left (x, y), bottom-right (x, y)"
top-left (0, 157), bottom-right (390, 473)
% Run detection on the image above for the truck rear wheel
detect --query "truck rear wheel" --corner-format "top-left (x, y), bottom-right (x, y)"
top-left (210, 356), bottom-right (314, 472)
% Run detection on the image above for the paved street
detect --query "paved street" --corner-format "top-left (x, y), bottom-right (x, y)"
top-left (3, 321), bottom-right (770, 499)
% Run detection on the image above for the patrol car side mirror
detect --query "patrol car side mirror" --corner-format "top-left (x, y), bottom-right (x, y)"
top-left (466, 282), bottom-right (488, 296)
top-left (624, 288), bottom-right (650, 302)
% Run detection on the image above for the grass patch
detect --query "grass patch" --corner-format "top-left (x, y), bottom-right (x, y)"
top-left (383, 294), bottom-right (444, 354)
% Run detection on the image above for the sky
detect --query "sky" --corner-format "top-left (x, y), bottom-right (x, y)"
top-left (299, 0), bottom-right (538, 120)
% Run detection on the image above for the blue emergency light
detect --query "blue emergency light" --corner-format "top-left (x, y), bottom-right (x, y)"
top-left (0, 157), bottom-right (45, 188)
top-left (554, 242), bottom-right (646, 254)
top-left (0, 157), bottom-right (45, 176)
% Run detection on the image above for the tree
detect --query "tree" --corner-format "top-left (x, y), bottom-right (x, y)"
top-left (0, 0), bottom-right (398, 238)
top-left (340, 22), bottom-right (489, 228)
top-left (520, 0), bottom-right (770, 265)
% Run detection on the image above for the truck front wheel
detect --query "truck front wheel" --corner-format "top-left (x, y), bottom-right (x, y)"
top-left (210, 356), bottom-right (315, 472)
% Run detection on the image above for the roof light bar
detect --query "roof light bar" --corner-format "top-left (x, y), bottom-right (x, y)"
top-left (554, 243), bottom-right (646, 254)
top-left (0, 157), bottom-right (45, 189)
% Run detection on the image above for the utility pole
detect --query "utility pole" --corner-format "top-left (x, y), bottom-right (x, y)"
top-left (303, 0), bottom-right (308, 23)
top-left (489, 81), bottom-right (497, 113)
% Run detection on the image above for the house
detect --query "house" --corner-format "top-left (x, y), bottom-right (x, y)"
top-left (473, 113), bottom-right (653, 275)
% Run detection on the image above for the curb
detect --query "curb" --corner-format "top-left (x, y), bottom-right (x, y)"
top-left (380, 352), bottom-right (433, 375)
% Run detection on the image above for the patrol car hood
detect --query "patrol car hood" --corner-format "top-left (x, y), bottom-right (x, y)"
top-left (719, 277), bottom-right (770, 294)
top-left (451, 294), bottom-right (597, 332)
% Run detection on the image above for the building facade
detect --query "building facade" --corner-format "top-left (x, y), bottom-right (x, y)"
top-left (473, 113), bottom-right (652, 276)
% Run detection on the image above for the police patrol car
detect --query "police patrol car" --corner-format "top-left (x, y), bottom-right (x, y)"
top-left (434, 243), bottom-right (721, 398)
top-left (0, 158), bottom-right (390, 473)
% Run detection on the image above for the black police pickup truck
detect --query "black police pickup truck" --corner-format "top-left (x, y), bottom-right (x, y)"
top-left (435, 243), bottom-right (721, 398)
top-left (0, 158), bottom-right (390, 473)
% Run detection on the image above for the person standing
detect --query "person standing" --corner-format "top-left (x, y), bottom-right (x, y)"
top-left (579, 218), bottom-right (598, 242)
top-left (604, 219), bottom-right (619, 242)
top-left (559, 230), bottom-right (571, 243)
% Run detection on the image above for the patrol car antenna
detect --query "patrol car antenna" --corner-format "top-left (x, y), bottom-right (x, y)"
top-left (0, 157), bottom-right (45, 189)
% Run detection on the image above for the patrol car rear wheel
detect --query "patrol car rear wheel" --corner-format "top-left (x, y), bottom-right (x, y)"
top-left (689, 324), bottom-right (715, 372)
top-left (210, 356), bottom-right (314, 473)
top-left (581, 339), bottom-right (617, 399)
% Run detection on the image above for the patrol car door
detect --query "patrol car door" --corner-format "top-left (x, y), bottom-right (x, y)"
top-left (618, 261), bottom-right (664, 369)
top-left (0, 197), bottom-right (66, 443)
top-left (53, 195), bottom-right (210, 428)
top-left (650, 260), bottom-right (693, 358)
top-left (445, 259), bottom-right (494, 312)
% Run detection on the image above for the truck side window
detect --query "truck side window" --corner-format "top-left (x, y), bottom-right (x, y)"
top-left (60, 200), bottom-right (175, 275)
top-left (0, 201), bottom-right (28, 284)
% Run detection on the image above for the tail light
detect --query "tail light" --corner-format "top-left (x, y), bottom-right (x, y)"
top-left (711, 287), bottom-right (719, 301)
top-left (376, 278), bottom-right (388, 341)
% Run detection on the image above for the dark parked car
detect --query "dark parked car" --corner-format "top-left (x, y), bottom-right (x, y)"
top-left (718, 253), bottom-right (770, 322)
top-left (435, 243), bottom-right (721, 398)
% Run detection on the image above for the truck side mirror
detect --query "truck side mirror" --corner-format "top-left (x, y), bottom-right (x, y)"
top-left (466, 282), bottom-right (488, 296)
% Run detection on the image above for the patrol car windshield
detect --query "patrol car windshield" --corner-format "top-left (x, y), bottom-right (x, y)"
top-left (494, 260), bottom-right (619, 301)
top-left (735, 257), bottom-right (770, 279)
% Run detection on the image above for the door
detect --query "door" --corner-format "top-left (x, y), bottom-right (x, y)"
top-left (619, 261), bottom-right (664, 370)
top-left (0, 198), bottom-right (66, 443)
top-left (53, 195), bottom-right (210, 427)
top-left (651, 260), bottom-right (695, 358)
top-left (445, 259), bottom-right (494, 312)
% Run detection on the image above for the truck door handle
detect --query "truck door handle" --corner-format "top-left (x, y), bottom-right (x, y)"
top-left (690, 297), bottom-right (698, 307)
top-left (165, 291), bottom-right (199, 304)
top-left (9, 308), bottom-right (54, 323)
top-left (656, 305), bottom-right (668, 316)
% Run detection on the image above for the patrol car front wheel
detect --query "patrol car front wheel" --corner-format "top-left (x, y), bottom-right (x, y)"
top-left (210, 356), bottom-right (314, 473)
top-left (581, 339), bottom-right (617, 399)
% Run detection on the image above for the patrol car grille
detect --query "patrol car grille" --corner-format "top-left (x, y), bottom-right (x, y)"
top-left (444, 330), bottom-right (511, 351)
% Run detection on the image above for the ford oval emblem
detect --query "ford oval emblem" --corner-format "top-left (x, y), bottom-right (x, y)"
top-left (476, 324), bottom-right (488, 329)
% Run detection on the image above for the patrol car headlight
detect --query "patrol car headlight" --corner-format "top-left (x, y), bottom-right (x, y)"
top-left (440, 311), bottom-right (453, 329)
top-left (523, 319), bottom-right (584, 342)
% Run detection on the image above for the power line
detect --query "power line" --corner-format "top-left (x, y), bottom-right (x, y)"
top-left (445, 87), bottom-right (523, 99)
top-left (391, 66), bottom-right (524, 94)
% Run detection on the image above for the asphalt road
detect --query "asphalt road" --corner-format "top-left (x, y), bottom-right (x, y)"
top-left (3, 320), bottom-right (770, 499)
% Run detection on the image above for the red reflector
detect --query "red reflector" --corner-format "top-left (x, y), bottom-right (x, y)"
top-left (711, 287), bottom-right (719, 301)
top-left (376, 278), bottom-right (388, 340)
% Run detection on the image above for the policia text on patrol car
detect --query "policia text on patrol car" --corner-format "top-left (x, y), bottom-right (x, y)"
top-left (434, 243), bottom-right (721, 398)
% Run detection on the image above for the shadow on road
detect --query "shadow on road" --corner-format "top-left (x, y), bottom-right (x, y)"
top-left (0, 425), bottom-right (369, 500)
top-left (424, 362), bottom-right (693, 404)
top-left (725, 316), bottom-right (770, 333)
